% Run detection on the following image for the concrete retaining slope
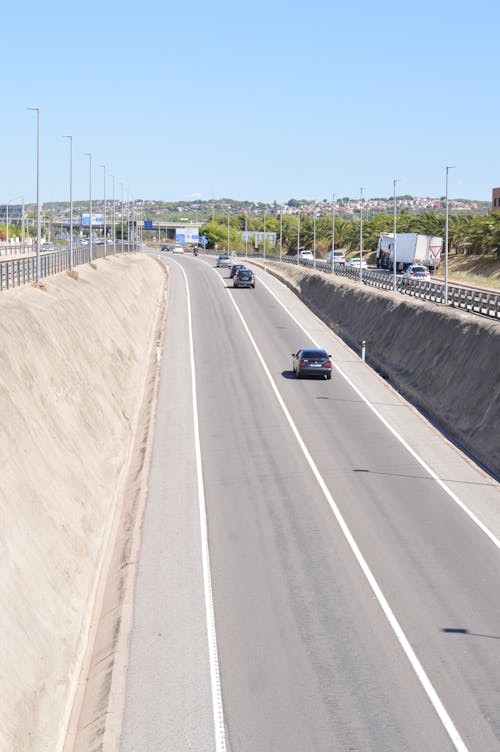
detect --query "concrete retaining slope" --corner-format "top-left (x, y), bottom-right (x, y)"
top-left (0, 254), bottom-right (164, 751)
top-left (262, 261), bottom-right (500, 478)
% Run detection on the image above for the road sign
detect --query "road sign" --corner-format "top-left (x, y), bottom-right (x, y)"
top-left (201, 235), bottom-right (208, 246)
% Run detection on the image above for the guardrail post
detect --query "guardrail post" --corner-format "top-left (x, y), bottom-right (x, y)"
top-left (361, 340), bottom-right (366, 362)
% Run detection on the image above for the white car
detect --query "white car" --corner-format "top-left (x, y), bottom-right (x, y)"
top-left (299, 250), bottom-right (314, 260)
top-left (403, 264), bottom-right (431, 280)
top-left (327, 250), bottom-right (346, 265)
top-left (347, 256), bottom-right (368, 269)
top-left (172, 245), bottom-right (184, 254)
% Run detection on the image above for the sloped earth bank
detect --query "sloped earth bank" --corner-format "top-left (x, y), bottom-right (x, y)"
top-left (257, 261), bottom-right (500, 479)
top-left (0, 254), bottom-right (165, 751)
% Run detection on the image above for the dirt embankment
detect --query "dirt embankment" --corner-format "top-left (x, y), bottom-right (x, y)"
top-left (261, 261), bottom-right (500, 478)
top-left (0, 255), bottom-right (165, 751)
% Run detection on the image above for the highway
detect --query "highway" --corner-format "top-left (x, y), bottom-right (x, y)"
top-left (120, 251), bottom-right (500, 752)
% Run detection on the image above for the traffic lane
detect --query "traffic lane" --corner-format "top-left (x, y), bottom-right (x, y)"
top-left (121, 259), bottom-right (215, 752)
top-left (247, 263), bottom-right (500, 536)
top-left (226, 263), bottom-right (500, 748)
top-left (182, 257), bottom-right (458, 751)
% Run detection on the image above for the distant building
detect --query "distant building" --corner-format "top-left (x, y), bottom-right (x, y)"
top-left (0, 204), bottom-right (23, 222)
top-left (492, 188), bottom-right (500, 212)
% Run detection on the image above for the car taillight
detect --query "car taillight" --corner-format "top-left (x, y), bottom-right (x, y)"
top-left (300, 360), bottom-right (306, 366)
top-left (325, 361), bottom-right (332, 368)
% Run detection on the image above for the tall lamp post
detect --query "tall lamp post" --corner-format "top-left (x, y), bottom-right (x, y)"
top-left (263, 207), bottom-right (267, 259)
top-left (313, 201), bottom-right (317, 269)
top-left (359, 187), bottom-right (364, 282)
top-left (227, 214), bottom-right (230, 253)
top-left (444, 165), bottom-right (455, 305)
top-left (84, 153), bottom-right (93, 263)
top-left (331, 193), bottom-right (336, 273)
top-left (63, 136), bottom-right (73, 270)
top-left (101, 164), bottom-right (107, 257)
top-left (279, 206), bottom-right (283, 262)
top-left (110, 175), bottom-right (116, 248)
top-left (393, 179), bottom-right (399, 290)
top-left (297, 210), bottom-right (300, 264)
top-left (120, 182), bottom-right (124, 253)
top-left (27, 106), bottom-right (41, 283)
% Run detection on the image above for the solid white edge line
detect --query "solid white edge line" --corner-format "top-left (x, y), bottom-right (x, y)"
top-left (207, 262), bottom-right (469, 752)
top-left (172, 259), bottom-right (227, 752)
top-left (256, 271), bottom-right (500, 552)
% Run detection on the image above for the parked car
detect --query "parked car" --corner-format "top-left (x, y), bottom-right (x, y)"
top-left (403, 264), bottom-right (431, 280)
top-left (347, 256), bottom-right (368, 269)
top-left (229, 263), bottom-right (246, 278)
top-left (234, 268), bottom-right (255, 288)
top-left (299, 250), bottom-right (314, 260)
top-left (327, 250), bottom-right (346, 265)
top-left (292, 348), bottom-right (333, 380)
top-left (217, 254), bottom-right (232, 268)
top-left (172, 245), bottom-right (184, 254)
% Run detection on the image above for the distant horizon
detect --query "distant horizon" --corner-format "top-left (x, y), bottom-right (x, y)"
top-left (8, 193), bottom-right (494, 208)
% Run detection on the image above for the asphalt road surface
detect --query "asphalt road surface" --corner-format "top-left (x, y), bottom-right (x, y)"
top-left (120, 251), bottom-right (500, 752)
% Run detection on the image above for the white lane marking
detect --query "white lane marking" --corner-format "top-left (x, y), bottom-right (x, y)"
top-left (206, 263), bottom-right (470, 752)
top-left (170, 259), bottom-right (227, 752)
top-left (255, 272), bottom-right (500, 552)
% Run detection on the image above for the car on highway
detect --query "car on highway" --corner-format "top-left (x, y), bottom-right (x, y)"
top-left (234, 268), bottom-right (255, 288)
top-left (292, 348), bottom-right (332, 380)
top-left (160, 244), bottom-right (170, 252)
top-left (347, 256), bottom-right (368, 270)
top-left (172, 245), bottom-right (184, 254)
top-left (41, 242), bottom-right (56, 251)
top-left (299, 250), bottom-right (314, 260)
top-left (229, 263), bottom-right (246, 278)
top-left (403, 264), bottom-right (431, 280)
top-left (217, 254), bottom-right (232, 268)
top-left (327, 250), bottom-right (346, 265)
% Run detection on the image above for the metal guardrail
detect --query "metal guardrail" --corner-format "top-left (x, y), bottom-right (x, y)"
top-left (241, 252), bottom-right (500, 320)
top-left (0, 242), bottom-right (136, 292)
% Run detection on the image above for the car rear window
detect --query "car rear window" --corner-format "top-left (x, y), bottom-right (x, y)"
top-left (301, 350), bottom-right (328, 359)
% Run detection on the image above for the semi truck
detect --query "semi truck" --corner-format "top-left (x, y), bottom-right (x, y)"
top-left (376, 233), bottom-right (443, 272)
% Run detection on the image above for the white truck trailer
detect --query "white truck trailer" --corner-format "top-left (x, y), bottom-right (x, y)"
top-left (376, 233), bottom-right (443, 272)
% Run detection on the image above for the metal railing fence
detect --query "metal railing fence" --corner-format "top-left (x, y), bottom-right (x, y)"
top-left (0, 242), bottom-right (137, 292)
top-left (239, 252), bottom-right (500, 320)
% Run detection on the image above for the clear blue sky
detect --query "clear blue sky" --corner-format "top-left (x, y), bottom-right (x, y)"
top-left (2, 0), bottom-right (499, 204)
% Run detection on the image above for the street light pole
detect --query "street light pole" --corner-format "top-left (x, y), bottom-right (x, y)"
top-left (110, 175), bottom-right (115, 248)
top-left (120, 182), bottom-right (124, 253)
top-left (444, 165), bottom-right (455, 305)
top-left (227, 214), bottom-right (230, 253)
top-left (393, 179), bottom-right (399, 291)
top-left (359, 187), bottom-right (364, 282)
top-left (27, 106), bottom-right (41, 283)
top-left (279, 206), bottom-right (283, 262)
top-left (263, 207), bottom-right (267, 259)
top-left (331, 193), bottom-right (336, 274)
top-left (101, 164), bottom-right (106, 257)
top-left (63, 136), bottom-right (73, 270)
top-left (245, 212), bottom-right (248, 258)
top-left (84, 153), bottom-right (92, 263)
top-left (313, 201), bottom-right (317, 269)
top-left (297, 210), bottom-right (300, 264)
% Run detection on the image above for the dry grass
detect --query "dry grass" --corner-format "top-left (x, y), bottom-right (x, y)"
top-left (433, 254), bottom-right (500, 290)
